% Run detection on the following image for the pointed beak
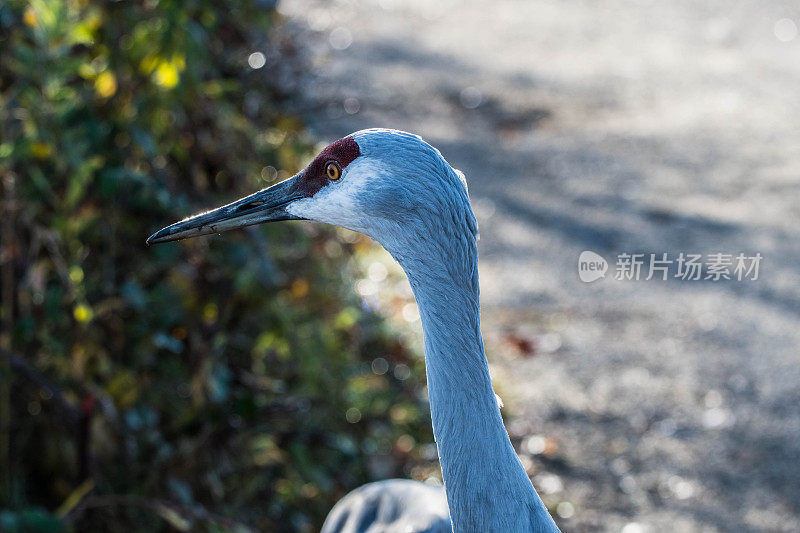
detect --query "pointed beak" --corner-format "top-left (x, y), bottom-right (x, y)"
top-left (147, 173), bottom-right (306, 245)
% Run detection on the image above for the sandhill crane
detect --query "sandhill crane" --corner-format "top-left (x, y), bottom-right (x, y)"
top-left (148, 129), bottom-right (560, 532)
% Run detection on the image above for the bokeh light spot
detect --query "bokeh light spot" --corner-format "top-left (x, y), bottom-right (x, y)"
top-left (344, 97), bottom-right (361, 114)
top-left (775, 18), bottom-right (798, 42)
top-left (345, 407), bottom-right (362, 423)
top-left (460, 86), bottom-right (483, 109)
top-left (556, 501), bottom-right (574, 519)
top-left (329, 27), bottom-right (353, 50)
top-left (401, 302), bottom-right (419, 322)
top-left (371, 357), bottom-right (389, 375)
top-left (248, 51), bottom-right (266, 69)
top-left (393, 363), bottom-right (411, 381)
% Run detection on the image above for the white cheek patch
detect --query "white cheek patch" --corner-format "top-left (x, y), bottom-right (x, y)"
top-left (287, 158), bottom-right (389, 233)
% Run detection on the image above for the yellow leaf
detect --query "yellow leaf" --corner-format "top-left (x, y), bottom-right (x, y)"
top-left (107, 370), bottom-right (138, 408)
top-left (74, 303), bottom-right (94, 323)
top-left (56, 479), bottom-right (95, 518)
top-left (202, 302), bottom-right (218, 324)
top-left (153, 61), bottom-right (179, 88)
top-left (139, 55), bottom-right (159, 75)
top-left (23, 6), bottom-right (38, 27)
top-left (78, 63), bottom-right (96, 79)
top-left (334, 307), bottom-right (358, 330)
top-left (203, 80), bottom-right (223, 98)
top-left (94, 71), bottom-right (117, 98)
top-left (69, 266), bottom-right (84, 284)
top-left (155, 504), bottom-right (191, 531)
top-left (291, 278), bottom-right (309, 299)
top-left (30, 141), bottom-right (52, 159)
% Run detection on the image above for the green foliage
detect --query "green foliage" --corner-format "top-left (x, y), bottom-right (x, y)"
top-left (0, 0), bottom-right (432, 531)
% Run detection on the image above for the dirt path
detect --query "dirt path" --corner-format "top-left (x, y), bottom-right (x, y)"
top-left (281, 1), bottom-right (800, 531)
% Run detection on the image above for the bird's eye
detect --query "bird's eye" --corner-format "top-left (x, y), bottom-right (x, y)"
top-left (325, 161), bottom-right (341, 181)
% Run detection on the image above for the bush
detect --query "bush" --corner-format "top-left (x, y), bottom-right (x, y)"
top-left (0, 1), bottom-right (431, 531)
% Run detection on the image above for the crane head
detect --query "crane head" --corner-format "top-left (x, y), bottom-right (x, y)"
top-left (147, 129), bottom-right (477, 249)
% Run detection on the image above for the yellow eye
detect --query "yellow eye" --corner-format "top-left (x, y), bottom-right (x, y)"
top-left (325, 161), bottom-right (341, 181)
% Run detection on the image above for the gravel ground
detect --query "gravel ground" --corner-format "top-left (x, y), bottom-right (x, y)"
top-left (279, 1), bottom-right (800, 531)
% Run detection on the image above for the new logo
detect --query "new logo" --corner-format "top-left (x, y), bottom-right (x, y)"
top-left (578, 250), bottom-right (608, 282)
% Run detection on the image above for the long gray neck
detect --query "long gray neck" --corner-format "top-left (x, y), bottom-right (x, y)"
top-left (385, 232), bottom-right (559, 532)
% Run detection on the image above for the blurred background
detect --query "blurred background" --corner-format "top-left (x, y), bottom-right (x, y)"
top-left (2, 0), bottom-right (799, 532)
